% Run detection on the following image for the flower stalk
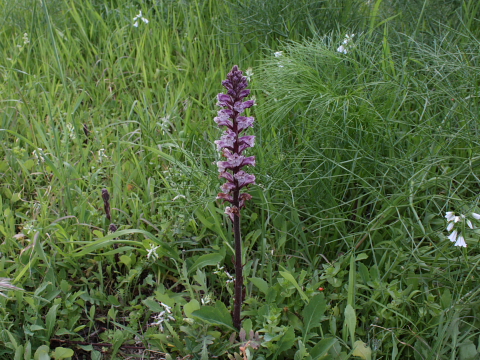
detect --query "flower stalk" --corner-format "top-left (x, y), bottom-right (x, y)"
top-left (215, 66), bottom-right (256, 329)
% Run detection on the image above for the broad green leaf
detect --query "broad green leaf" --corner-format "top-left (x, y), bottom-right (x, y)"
top-left (440, 288), bottom-right (452, 310)
top-left (51, 347), bottom-right (74, 359)
top-left (191, 301), bottom-right (235, 331)
top-left (107, 295), bottom-right (120, 306)
top-left (188, 253), bottom-right (224, 275)
top-left (279, 271), bottom-right (309, 301)
top-left (34, 345), bottom-right (50, 360)
top-left (184, 299), bottom-right (200, 318)
top-left (119, 255), bottom-right (131, 267)
top-left (249, 277), bottom-right (269, 294)
top-left (459, 341), bottom-right (477, 360)
top-left (302, 293), bottom-right (326, 340)
top-left (24, 341), bottom-right (32, 360)
top-left (344, 304), bottom-right (356, 345)
top-left (30, 325), bottom-right (45, 331)
top-left (355, 253), bottom-right (368, 261)
top-left (352, 340), bottom-right (372, 360)
top-left (14, 345), bottom-right (24, 360)
top-left (310, 337), bottom-right (337, 360)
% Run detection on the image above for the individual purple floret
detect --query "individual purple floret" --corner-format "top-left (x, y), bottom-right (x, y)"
top-left (215, 66), bottom-right (256, 222)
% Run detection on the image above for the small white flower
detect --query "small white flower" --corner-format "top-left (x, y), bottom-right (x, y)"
top-left (172, 194), bottom-right (186, 201)
top-left (133, 10), bottom-right (149, 27)
top-left (32, 148), bottom-right (45, 164)
top-left (448, 230), bottom-right (458, 243)
top-left (201, 294), bottom-right (213, 305)
top-left (146, 243), bottom-right (160, 260)
top-left (274, 51), bottom-right (283, 58)
top-left (472, 213), bottom-right (480, 220)
top-left (454, 234), bottom-right (467, 247)
top-left (97, 148), bottom-right (108, 163)
top-left (245, 67), bottom-right (254, 81)
top-left (337, 45), bottom-right (347, 54)
top-left (23, 33), bottom-right (30, 45)
top-left (66, 123), bottom-right (76, 140)
top-left (467, 219), bottom-right (474, 229)
top-left (445, 212), bottom-right (455, 221)
top-left (148, 302), bottom-right (175, 332)
top-left (337, 34), bottom-right (355, 54)
top-left (446, 221), bottom-right (455, 232)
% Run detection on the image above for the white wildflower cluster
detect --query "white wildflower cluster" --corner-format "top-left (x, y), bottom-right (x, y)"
top-left (337, 34), bottom-right (355, 54)
top-left (274, 51), bottom-right (284, 68)
top-left (23, 33), bottom-right (30, 45)
top-left (133, 10), bottom-right (149, 27)
top-left (146, 243), bottom-right (160, 260)
top-left (201, 293), bottom-right (213, 306)
top-left (445, 211), bottom-right (480, 248)
top-left (245, 67), bottom-right (254, 82)
top-left (148, 302), bottom-right (175, 332)
top-left (97, 148), bottom-right (108, 163)
top-left (66, 123), bottom-right (76, 140)
top-left (171, 194), bottom-right (186, 201)
top-left (32, 148), bottom-right (45, 164)
top-left (213, 265), bottom-right (234, 284)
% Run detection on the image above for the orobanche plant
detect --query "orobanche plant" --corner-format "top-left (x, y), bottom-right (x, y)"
top-left (214, 65), bottom-right (256, 329)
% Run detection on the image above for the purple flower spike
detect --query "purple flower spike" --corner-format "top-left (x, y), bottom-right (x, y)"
top-left (215, 66), bottom-right (256, 217)
top-left (215, 65), bottom-right (256, 331)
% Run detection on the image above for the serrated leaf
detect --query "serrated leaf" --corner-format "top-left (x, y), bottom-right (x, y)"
top-left (51, 347), bottom-right (74, 359)
top-left (302, 293), bottom-right (326, 340)
top-left (142, 298), bottom-right (164, 313)
top-left (188, 253), bottom-right (224, 275)
top-left (191, 301), bottom-right (235, 331)
top-left (310, 337), bottom-right (337, 360)
top-left (272, 326), bottom-right (295, 359)
top-left (352, 340), bottom-right (371, 360)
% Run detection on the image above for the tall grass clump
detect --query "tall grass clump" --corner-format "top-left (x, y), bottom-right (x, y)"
top-left (253, 24), bottom-right (480, 357)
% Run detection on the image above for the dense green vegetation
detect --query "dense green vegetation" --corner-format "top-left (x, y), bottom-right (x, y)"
top-left (1, 0), bottom-right (480, 358)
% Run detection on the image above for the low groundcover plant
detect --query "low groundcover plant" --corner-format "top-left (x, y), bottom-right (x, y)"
top-left (214, 65), bottom-right (256, 329)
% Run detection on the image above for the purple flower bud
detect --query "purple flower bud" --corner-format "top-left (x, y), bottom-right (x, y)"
top-left (237, 116), bottom-right (254, 132)
top-left (214, 66), bottom-right (256, 221)
top-left (225, 206), bottom-right (239, 222)
top-left (214, 129), bottom-right (237, 151)
top-left (235, 170), bottom-right (256, 189)
top-left (238, 135), bottom-right (255, 153)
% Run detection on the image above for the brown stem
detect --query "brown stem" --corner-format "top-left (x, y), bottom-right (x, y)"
top-left (233, 189), bottom-right (243, 330)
